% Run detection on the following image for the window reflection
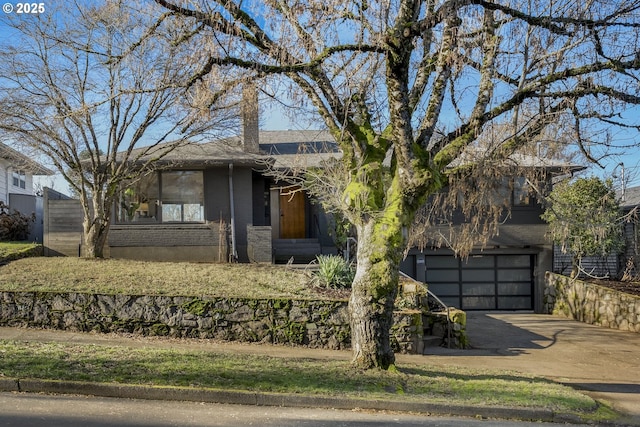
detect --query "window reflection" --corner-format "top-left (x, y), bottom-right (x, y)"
top-left (160, 171), bottom-right (204, 222)
top-left (116, 171), bottom-right (204, 224)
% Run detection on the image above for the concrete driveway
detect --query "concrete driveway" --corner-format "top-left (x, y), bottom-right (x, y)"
top-left (408, 312), bottom-right (640, 422)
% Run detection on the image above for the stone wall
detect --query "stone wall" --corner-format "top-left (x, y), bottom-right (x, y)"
top-left (544, 272), bottom-right (640, 333)
top-left (0, 292), bottom-right (352, 349)
top-left (0, 290), bottom-right (465, 353)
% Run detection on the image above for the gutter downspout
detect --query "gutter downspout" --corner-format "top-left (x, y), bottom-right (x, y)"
top-left (4, 165), bottom-right (10, 205)
top-left (228, 163), bottom-right (238, 262)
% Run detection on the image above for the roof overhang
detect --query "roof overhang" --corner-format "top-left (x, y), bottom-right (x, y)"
top-left (0, 142), bottom-right (55, 175)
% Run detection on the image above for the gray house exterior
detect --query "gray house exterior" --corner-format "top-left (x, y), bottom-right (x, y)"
top-left (105, 129), bottom-right (340, 263)
top-left (43, 126), bottom-right (584, 312)
top-left (400, 157), bottom-right (584, 313)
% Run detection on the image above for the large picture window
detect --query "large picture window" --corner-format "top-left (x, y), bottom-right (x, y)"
top-left (160, 171), bottom-right (204, 222)
top-left (116, 171), bottom-right (204, 224)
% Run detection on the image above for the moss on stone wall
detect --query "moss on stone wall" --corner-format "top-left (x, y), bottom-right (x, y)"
top-left (545, 272), bottom-right (640, 333)
top-left (0, 289), bottom-right (466, 353)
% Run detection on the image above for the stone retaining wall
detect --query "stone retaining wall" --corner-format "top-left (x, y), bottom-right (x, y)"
top-left (0, 292), bottom-right (352, 349)
top-left (544, 272), bottom-right (640, 333)
top-left (0, 291), bottom-right (458, 353)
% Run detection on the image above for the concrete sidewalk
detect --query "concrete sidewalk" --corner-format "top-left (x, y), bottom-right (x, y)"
top-left (1, 312), bottom-right (639, 424)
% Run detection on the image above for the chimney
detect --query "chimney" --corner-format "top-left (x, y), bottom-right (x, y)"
top-left (241, 84), bottom-right (259, 153)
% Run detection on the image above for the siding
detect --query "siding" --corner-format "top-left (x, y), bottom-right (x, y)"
top-left (553, 247), bottom-right (619, 279)
top-left (0, 160), bottom-right (35, 204)
top-left (0, 160), bottom-right (7, 204)
top-left (43, 197), bottom-right (83, 257)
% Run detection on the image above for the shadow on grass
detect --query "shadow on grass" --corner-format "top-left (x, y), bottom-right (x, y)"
top-left (0, 340), bottom-right (596, 413)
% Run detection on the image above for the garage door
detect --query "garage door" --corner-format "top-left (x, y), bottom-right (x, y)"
top-left (424, 254), bottom-right (534, 310)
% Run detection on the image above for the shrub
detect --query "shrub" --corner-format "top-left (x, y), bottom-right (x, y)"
top-left (313, 255), bottom-right (355, 289)
top-left (0, 201), bottom-right (35, 241)
top-left (541, 177), bottom-right (623, 278)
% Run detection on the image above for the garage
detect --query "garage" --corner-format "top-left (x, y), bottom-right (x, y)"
top-left (401, 252), bottom-right (536, 311)
top-left (424, 254), bottom-right (534, 310)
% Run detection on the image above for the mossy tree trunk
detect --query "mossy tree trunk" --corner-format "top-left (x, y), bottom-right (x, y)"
top-left (344, 163), bottom-right (433, 369)
top-left (349, 220), bottom-right (404, 369)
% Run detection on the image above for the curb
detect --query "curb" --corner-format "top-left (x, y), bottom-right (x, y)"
top-left (0, 378), bottom-right (573, 423)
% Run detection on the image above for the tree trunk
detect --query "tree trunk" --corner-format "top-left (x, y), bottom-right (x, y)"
top-left (81, 193), bottom-right (110, 258)
top-left (83, 219), bottom-right (109, 258)
top-left (349, 220), bottom-right (404, 370)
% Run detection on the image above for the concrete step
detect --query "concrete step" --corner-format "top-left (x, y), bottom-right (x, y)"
top-left (422, 334), bottom-right (443, 351)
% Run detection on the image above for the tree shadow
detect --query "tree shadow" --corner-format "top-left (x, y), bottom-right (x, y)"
top-left (424, 312), bottom-right (562, 357)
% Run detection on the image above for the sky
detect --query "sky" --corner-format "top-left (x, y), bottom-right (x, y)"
top-left (37, 100), bottom-right (640, 196)
top-left (1, 1), bottom-right (638, 196)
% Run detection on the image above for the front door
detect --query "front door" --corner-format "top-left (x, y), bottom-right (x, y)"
top-left (279, 189), bottom-right (306, 238)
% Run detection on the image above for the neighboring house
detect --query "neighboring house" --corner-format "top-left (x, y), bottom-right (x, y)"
top-left (621, 185), bottom-right (640, 278)
top-left (0, 142), bottom-right (55, 241)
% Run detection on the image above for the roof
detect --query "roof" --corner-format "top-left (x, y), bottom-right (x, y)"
top-left (123, 130), bottom-right (585, 174)
top-left (620, 185), bottom-right (640, 208)
top-left (124, 130), bottom-right (339, 169)
top-left (259, 130), bottom-right (340, 169)
top-left (450, 148), bottom-right (585, 175)
top-left (139, 136), bottom-right (262, 167)
top-left (0, 142), bottom-right (55, 175)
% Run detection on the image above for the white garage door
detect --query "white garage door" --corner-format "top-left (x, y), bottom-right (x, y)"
top-left (425, 254), bottom-right (534, 310)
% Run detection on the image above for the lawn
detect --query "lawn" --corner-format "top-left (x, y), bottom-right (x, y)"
top-left (0, 241), bottom-right (41, 262)
top-left (0, 338), bottom-right (608, 419)
top-left (0, 257), bottom-right (328, 299)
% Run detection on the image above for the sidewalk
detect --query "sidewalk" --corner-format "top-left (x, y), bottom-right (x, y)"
top-left (1, 312), bottom-right (639, 425)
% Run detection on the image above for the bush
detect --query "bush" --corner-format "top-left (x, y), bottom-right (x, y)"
top-left (0, 201), bottom-right (35, 241)
top-left (313, 255), bottom-right (355, 289)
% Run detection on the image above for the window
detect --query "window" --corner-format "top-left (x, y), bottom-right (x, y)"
top-left (116, 171), bottom-right (204, 224)
top-left (160, 171), bottom-right (204, 222)
top-left (512, 176), bottom-right (533, 206)
top-left (12, 170), bottom-right (26, 189)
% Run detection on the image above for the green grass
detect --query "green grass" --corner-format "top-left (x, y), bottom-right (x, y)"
top-left (0, 241), bottom-right (41, 261)
top-left (0, 257), bottom-right (327, 299)
top-left (0, 339), bottom-right (601, 415)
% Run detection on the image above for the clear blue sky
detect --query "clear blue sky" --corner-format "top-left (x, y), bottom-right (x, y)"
top-left (6, 2), bottom-right (637, 195)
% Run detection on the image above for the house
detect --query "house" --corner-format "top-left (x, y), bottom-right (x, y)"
top-left (105, 127), bottom-right (340, 263)
top-left (621, 185), bottom-right (640, 278)
top-left (42, 108), bottom-right (583, 312)
top-left (400, 156), bottom-right (585, 312)
top-left (0, 142), bottom-right (54, 241)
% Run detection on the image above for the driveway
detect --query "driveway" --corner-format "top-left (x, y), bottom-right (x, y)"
top-left (404, 312), bottom-right (640, 422)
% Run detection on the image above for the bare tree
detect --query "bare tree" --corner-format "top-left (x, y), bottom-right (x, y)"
top-left (0, 0), bottom-right (236, 257)
top-left (155, 0), bottom-right (640, 369)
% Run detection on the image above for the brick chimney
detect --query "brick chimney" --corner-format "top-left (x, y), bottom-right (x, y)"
top-left (241, 84), bottom-right (259, 153)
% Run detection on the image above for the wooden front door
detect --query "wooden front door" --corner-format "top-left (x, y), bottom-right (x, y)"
top-left (279, 189), bottom-right (306, 238)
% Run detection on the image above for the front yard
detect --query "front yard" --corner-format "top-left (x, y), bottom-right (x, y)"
top-left (0, 256), bottom-right (330, 300)
top-left (0, 250), bottom-right (623, 422)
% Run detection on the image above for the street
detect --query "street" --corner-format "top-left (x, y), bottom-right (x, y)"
top-left (0, 392), bottom-right (588, 427)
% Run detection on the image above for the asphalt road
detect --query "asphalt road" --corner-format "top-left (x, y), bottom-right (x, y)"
top-left (0, 392), bottom-right (589, 427)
